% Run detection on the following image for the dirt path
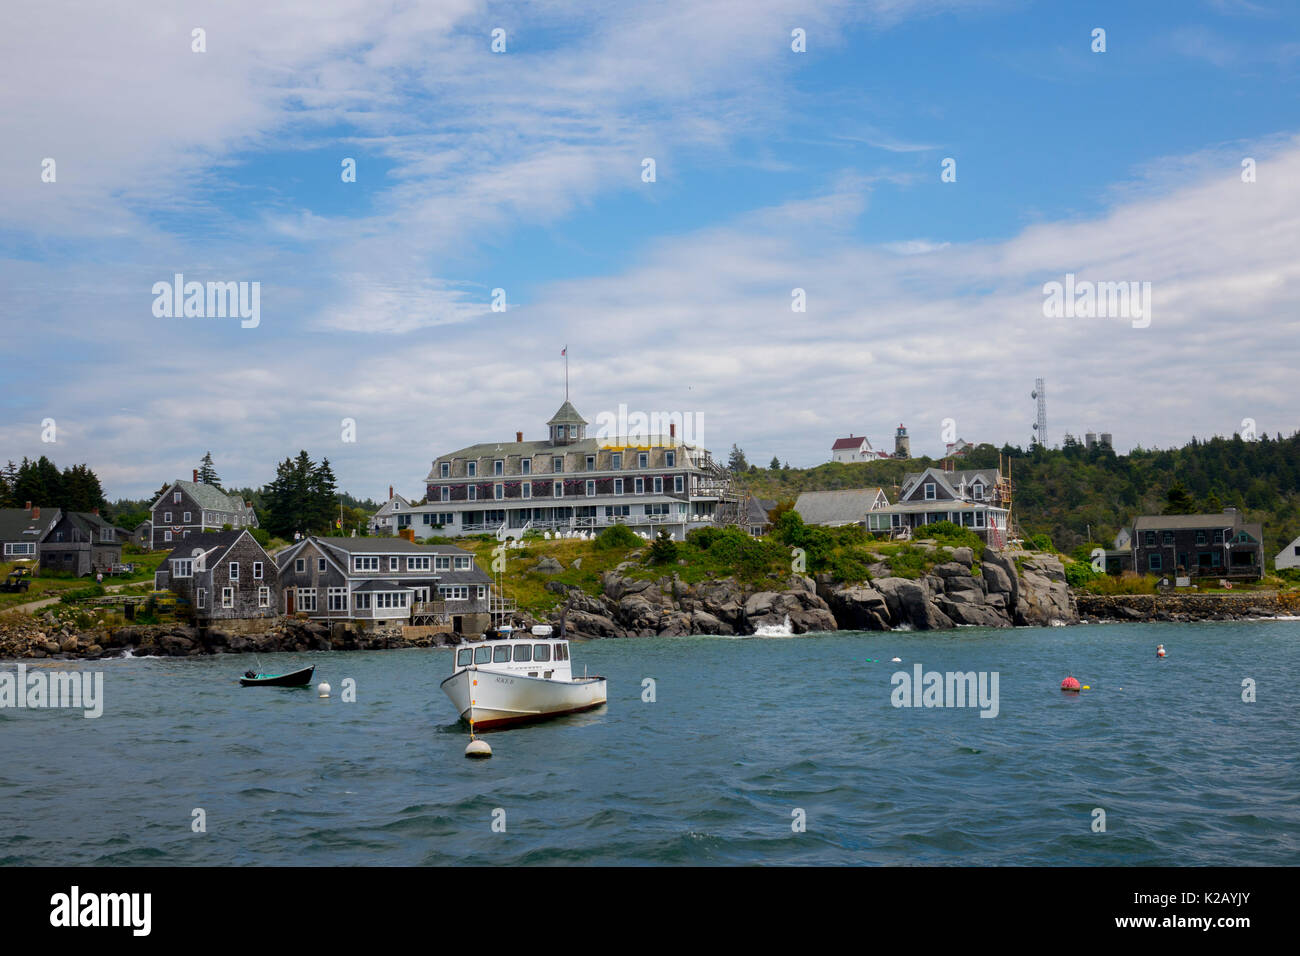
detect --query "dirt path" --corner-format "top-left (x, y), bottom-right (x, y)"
top-left (8, 582), bottom-right (131, 616)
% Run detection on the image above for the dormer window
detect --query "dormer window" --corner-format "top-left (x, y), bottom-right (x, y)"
top-left (494, 460), bottom-right (504, 476)
top-left (924, 482), bottom-right (936, 501)
top-left (666, 451), bottom-right (676, 467)
top-left (586, 455), bottom-right (595, 471)
top-left (173, 491), bottom-right (182, 504)
top-left (440, 462), bottom-right (449, 478)
top-left (611, 453), bottom-right (622, 469)
top-left (638, 452), bottom-right (648, 468)
top-left (552, 457), bottom-right (563, 473)
top-left (467, 461), bottom-right (477, 477)
top-left (521, 459), bottom-right (531, 475)
top-left (971, 483), bottom-right (984, 501)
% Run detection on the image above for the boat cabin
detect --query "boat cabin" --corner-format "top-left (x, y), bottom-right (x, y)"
top-left (453, 638), bottom-right (573, 681)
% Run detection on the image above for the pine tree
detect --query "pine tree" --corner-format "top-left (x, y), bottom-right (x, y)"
top-left (727, 444), bottom-right (748, 472)
top-left (769, 456), bottom-right (781, 470)
top-left (197, 452), bottom-right (221, 486)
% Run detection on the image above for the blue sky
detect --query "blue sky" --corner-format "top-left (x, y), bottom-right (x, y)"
top-left (2, 0), bottom-right (1298, 500)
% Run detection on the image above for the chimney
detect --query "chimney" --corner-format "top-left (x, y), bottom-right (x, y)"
top-left (91, 507), bottom-right (99, 516)
top-left (516, 431), bottom-right (523, 443)
top-left (24, 500), bottom-right (31, 511)
top-left (31, 506), bottom-right (39, 520)
top-left (193, 469), bottom-right (198, 482)
top-left (399, 527), bottom-right (415, 543)
top-left (389, 485), bottom-right (394, 500)
top-left (670, 423), bottom-right (676, 438)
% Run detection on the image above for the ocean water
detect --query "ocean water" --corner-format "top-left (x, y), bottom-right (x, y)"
top-left (1, 620), bottom-right (1297, 866)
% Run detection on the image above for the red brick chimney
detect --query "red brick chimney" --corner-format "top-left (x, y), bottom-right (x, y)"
top-left (91, 507), bottom-right (99, 516)
top-left (670, 423), bottom-right (676, 439)
top-left (24, 500), bottom-right (31, 511)
top-left (31, 506), bottom-right (39, 520)
top-left (389, 485), bottom-right (394, 500)
top-left (193, 469), bottom-right (198, 482)
top-left (516, 431), bottom-right (523, 443)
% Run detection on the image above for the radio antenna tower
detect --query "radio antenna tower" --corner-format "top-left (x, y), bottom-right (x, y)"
top-left (1031, 378), bottom-right (1048, 448)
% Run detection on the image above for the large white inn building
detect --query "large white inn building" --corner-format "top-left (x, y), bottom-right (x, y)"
top-left (399, 400), bottom-right (733, 540)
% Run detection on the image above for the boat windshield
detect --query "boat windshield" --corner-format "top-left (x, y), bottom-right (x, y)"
top-left (533, 644), bottom-right (551, 662)
top-left (456, 648), bottom-right (471, 667)
top-left (474, 645), bottom-right (492, 664)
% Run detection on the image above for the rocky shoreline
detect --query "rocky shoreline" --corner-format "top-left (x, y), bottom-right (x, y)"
top-left (5, 549), bottom-right (1297, 661)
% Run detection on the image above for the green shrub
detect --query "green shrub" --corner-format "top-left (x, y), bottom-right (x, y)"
top-left (685, 526), bottom-right (725, 550)
top-left (250, 527), bottom-right (271, 547)
top-left (594, 524), bottom-right (640, 551)
top-left (1064, 561), bottom-right (1101, 588)
top-left (1028, 532), bottom-right (1055, 552)
top-left (648, 530), bottom-right (679, 564)
top-left (59, 584), bottom-right (106, 605)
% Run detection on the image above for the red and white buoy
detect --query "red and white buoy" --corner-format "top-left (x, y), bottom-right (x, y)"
top-left (1156, 644), bottom-right (1167, 658)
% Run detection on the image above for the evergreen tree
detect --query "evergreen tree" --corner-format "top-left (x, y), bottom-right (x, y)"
top-left (1163, 480), bottom-right (1197, 515)
top-left (769, 456), bottom-right (781, 470)
top-left (197, 451), bottom-right (221, 486)
top-left (13, 456), bottom-right (63, 507)
top-left (727, 444), bottom-right (748, 473)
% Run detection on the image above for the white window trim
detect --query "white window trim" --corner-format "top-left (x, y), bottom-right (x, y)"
top-left (258, 586), bottom-right (270, 608)
top-left (229, 562), bottom-right (239, 581)
top-left (222, 587), bottom-right (234, 608)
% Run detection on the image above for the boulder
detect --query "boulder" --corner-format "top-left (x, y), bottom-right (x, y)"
top-left (533, 556), bottom-right (565, 575)
top-left (690, 609), bottom-right (734, 636)
top-left (824, 584), bottom-right (892, 631)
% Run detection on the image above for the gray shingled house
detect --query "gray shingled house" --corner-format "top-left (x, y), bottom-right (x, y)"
top-left (1, 505), bottom-right (61, 564)
top-left (1130, 510), bottom-right (1264, 581)
top-left (154, 529), bottom-right (279, 621)
top-left (150, 475), bottom-right (258, 550)
top-left (274, 535), bottom-right (493, 633)
top-left (793, 488), bottom-right (891, 529)
top-left (38, 509), bottom-right (123, 576)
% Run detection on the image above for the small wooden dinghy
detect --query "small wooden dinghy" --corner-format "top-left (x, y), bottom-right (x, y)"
top-left (239, 665), bottom-right (315, 687)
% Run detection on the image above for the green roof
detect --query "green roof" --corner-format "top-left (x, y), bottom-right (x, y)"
top-left (547, 401), bottom-right (587, 425)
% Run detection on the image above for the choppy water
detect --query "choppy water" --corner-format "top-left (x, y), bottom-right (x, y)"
top-left (1, 620), bottom-right (1297, 865)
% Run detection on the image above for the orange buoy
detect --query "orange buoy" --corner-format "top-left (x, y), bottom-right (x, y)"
top-left (1156, 644), bottom-right (1167, 658)
top-left (1060, 676), bottom-right (1081, 692)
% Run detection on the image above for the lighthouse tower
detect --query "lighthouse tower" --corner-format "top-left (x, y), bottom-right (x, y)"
top-left (894, 423), bottom-right (911, 459)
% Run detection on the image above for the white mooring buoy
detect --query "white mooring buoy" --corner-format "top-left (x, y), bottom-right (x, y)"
top-left (317, 682), bottom-right (331, 698)
top-left (465, 737), bottom-right (492, 759)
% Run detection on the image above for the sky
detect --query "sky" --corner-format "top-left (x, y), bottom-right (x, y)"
top-left (2, 0), bottom-right (1298, 501)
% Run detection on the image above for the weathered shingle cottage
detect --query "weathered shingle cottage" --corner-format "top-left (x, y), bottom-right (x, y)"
top-left (1131, 511), bottom-right (1264, 581)
top-left (39, 510), bottom-right (123, 576)
top-left (150, 475), bottom-right (257, 549)
top-left (154, 530), bottom-right (279, 621)
top-left (0, 505), bottom-right (60, 564)
top-left (875, 466), bottom-right (1011, 545)
top-left (793, 488), bottom-right (891, 529)
top-left (274, 535), bottom-right (493, 633)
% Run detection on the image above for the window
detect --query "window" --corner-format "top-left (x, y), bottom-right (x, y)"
top-left (164, 511), bottom-right (172, 523)
top-left (259, 587), bottom-right (271, 608)
top-left (556, 643), bottom-right (568, 661)
top-left (441, 487), bottom-right (450, 502)
top-left (634, 477), bottom-right (644, 494)
top-left (674, 475), bottom-right (684, 494)
top-left (1163, 532), bottom-right (1175, 545)
top-left (494, 483), bottom-right (504, 500)
top-left (253, 561), bottom-right (263, 580)
top-left (295, 558), bottom-right (305, 573)
top-left (521, 459), bottom-right (531, 475)
top-left (229, 562), bottom-right (239, 581)
top-left (172, 559), bottom-right (193, 578)
top-left (468, 485), bottom-right (478, 501)
top-left (1214, 530), bottom-right (1225, 543)
top-left (646, 503), bottom-right (669, 516)
top-left (388, 557), bottom-right (399, 571)
top-left (457, 648), bottom-right (472, 667)
top-left (494, 460), bottom-right (504, 476)
top-left (1149, 554), bottom-right (1162, 571)
top-left (585, 480), bottom-right (595, 496)
top-left (435, 556), bottom-right (450, 571)
top-left (440, 462), bottom-right (450, 478)
top-left (971, 483), bottom-right (983, 501)
top-left (327, 587), bottom-right (347, 611)
top-left (454, 556), bottom-right (471, 570)
top-left (318, 558), bottom-right (326, 572)
top-left (666, 451), bottom-right (675, 467)
top-left (355, 556), bottom-right (379, 572)
top-left (611, 453), bottom-right (622, 469)
top-left (552, 456), bottom-right (563, 473)
top-left (440, 585), bottom-right (469, 600)
top-left (1196, 531), bottom-right (1206, 545)
top-left (513, 644), bottom-right (532, 662)
top-left (197, 588), bottom-right (206, 608)
top-left (522, 482), bottom-right (532, 499)
top-left (638, 452), bottom-right (648, 468)
top-left (174, 491), bottom-right (182, 504)
top-left (614, 478), bottom-right (623, 495)
top-left (493, 645), bottom-right (511, 663)
top-left (408, 556), bottom-right (431, 571)
top-left (607, 505), bottom-right (630, 517)
top-left (653, 476), bottom-right (663, 494)
top-left (477, 585), bottom-right (486, 599)
top-left (3, 542), bottom-right (35, 557)
top-left (353, 592), bottom-right (371, 610)
top-left (924, 483), bottom-right (936, 501)
top-left (1145, 531), bottom-right (1156, 547)
top-left (164, 531), bottom-right (172, 542)
top-left (554, 481), bottom-right (563, 498)
top-left (222, 587), bottom-right (234, 608)
top-left (533, 644), bottom-right (551, 662)
top-left (467, 461), bottom-right (477, 477)
top-left (586, 455), bottom-right (595, 471)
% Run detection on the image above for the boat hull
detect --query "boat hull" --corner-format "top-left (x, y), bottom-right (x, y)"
top-left (441, 668), bottom-right (607, 730)
top-left (239, 665), bottom-right (315, 687)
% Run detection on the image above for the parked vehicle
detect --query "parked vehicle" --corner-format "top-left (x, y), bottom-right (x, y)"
top-left (0, 569), bottom-right (33, 593)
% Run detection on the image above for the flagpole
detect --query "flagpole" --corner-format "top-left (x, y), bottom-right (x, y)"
top-left (564, 345), bottom-right (569, 401)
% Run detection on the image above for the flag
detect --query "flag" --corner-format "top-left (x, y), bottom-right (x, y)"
top-left (561, 346), bottom-right (566, 356)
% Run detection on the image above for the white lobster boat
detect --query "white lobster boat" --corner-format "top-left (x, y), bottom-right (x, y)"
top-left (440, 625), bottom-right (607, 731)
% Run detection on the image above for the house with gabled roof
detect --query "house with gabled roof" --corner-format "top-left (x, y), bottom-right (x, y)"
top-left (830, 434), bottom-right (888, 463)
top-left (1275, 533), bottom-right (1300, 572)
top-left (150, 473), bottom-right (257, 549)
top-left (38, 509), bottom-right (123, 576)
top-left (1131, 510), bottom-right (1264, 581)
top-left (876, 466), bottom-right (1011, 546)
top-left (273, 534), bottom-right (493, 633)
top-left (0, 505), bottom-right (61, 564)
top-left (794, 488), bottom-right (891, 529)
top-left (368, 487), bottom-right (412, 536)
top-left (154, 529), bottom-right (278, 621)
